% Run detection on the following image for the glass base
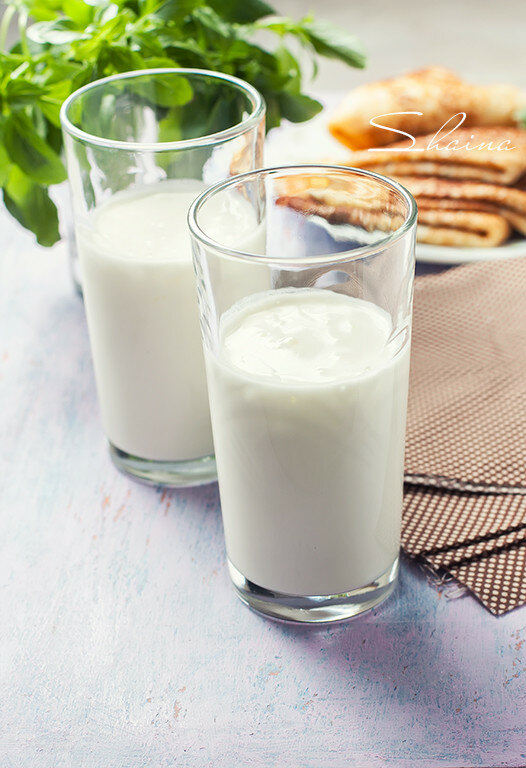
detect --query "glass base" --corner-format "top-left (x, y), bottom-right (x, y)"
top-left (109, 442), bottom-right (217, 488)
top-left (228, 556), bottom-right (399, 624)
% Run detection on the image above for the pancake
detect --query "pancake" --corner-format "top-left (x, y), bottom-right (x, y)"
top-left (396, 176), bottom-right (526, 235)
top-left (340, 127), bottom-right (526, 185)
top-left (275, 187), bottom-right (511, 248)
top-left (416, 209), bottom-right (510, 247)
top-left (329, 67), bottom-right (526, 151)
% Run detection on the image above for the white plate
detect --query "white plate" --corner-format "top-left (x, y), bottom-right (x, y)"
top-left (416, 239), bottom-right (526, 264)
top-left (268, 104), bottom-right (526, 266)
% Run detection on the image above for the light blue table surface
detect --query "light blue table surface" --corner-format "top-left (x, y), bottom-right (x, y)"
top-left (2, 209), bottom-right (525, 767)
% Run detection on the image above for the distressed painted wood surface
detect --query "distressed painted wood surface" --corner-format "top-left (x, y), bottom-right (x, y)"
top-left (1, 208), bottom-right (526, 767)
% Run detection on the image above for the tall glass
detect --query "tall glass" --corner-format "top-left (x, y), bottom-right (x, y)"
top-left (60, 69), bottom-right (265, 487)
top-left (189, 166), bottom-right (417, 622)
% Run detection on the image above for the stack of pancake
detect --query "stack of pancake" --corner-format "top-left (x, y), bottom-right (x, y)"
top-left (325, 67), bottom-right (526, 248)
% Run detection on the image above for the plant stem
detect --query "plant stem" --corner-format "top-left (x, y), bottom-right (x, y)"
top-left (0, 4), bottom-right (16, 52)
top-left (18, 7), bottom-right (30, 56)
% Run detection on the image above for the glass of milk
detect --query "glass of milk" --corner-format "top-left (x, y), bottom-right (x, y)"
top-left (60, 69), bottom-right (265, 486)
top-left (189, 166), bottom-right (417, 622)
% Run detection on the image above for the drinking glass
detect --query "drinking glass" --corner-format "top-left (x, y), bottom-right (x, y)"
top-left (189, 166), bottom-right (417, 622)
top-left (60, 69), bottom-right (265, 486)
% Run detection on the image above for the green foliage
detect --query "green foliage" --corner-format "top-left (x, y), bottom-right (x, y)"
top-left (3, 165), bottom-right (61, 246)
top-left (0, 0), bottom-right (366, 245)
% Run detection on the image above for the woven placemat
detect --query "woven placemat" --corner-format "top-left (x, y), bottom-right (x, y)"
top-left (402, 257), bottom-right (526, 615)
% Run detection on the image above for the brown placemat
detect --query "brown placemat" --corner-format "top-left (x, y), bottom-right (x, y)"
top-left (402, 257), bottom-right (526, 615)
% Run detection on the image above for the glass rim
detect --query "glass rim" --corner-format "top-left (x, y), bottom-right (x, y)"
top-left (188, 164), bottom-right (418, 266)
top-left (60, 68), bottom-right (265, 151)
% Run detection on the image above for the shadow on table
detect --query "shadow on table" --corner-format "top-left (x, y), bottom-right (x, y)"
top-left (251, 556), bottom-right (501, 738)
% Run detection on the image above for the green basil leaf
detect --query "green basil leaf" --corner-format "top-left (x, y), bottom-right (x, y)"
top-left (68, 63), bottom-right (95, 92)
top-left (138, 0), bottom-right (159, 13)
top-left (152, 0), bottom-right (202, 23)
top-left (23, 1), bottom-right (63, 23)
top-left (254, 16), bottom-right (297, 35)
top-left (3, 167), bottom-right (60, 246)
top-left (43, 119), bottom-right (63, 154)
top-left (190, 7), bottom-right (233, 38)
top-left (102, 45), bottom-right (145, 72)
top-left (141, 56), bottom-right (179, 69)
top-left (0, 144), bottom-right (12, 186)
top-left (156, 35), bottom-right (208, 65)
top-left (28, 18), bottom-right (89, 45)
top-left (5, 79), bottom-right (46, 107)
top-left (38, 97), bottom-right (65, 127)
top-left (62, 0), bottom-right (95, 29)
top-left (278, 92), bottom-right (323, 123)
top-left (41, 59), bottom-right (84, 85)
top-left (128, 31), bottom-right (165, 57)
top-left (300, 19), bottom-right (366, 68)
top-left (133, 72), bottom-right (194, 109)
top-left (4, 113), bottom-right (66, 186)
top-left (274, 46), bottom-right (301, 91)
top-left (208, 0), bottom-right (275, 23)
top-left (222, 38), bottom-right (275, 70)
top-left (263, 93), bottom-right (281, 131)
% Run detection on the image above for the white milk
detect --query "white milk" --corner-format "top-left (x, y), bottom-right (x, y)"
top-left (77, 180), bottom-right (262, 462)
top-left (206, 288), bottom-right (410, 596)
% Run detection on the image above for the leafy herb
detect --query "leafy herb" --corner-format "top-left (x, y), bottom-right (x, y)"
top-left (0, 0), bottom-right (365, 245)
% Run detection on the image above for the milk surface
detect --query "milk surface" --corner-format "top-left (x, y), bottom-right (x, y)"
top-left (207, 288), bottom-right (410, 596)
top-left (77, 180), bottom-right (260, 462)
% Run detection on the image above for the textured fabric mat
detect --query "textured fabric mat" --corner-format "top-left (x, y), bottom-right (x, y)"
top-left (402, 257), bottom-right (526, 614)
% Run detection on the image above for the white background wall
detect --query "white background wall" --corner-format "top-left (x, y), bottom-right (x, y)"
top-left (279, 0), bottom-right (526, 91)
